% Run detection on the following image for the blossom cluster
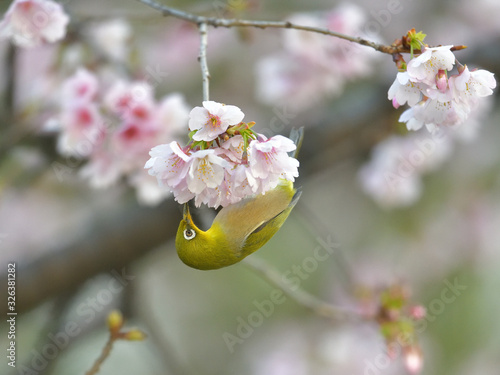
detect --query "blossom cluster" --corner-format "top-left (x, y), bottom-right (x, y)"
top-left (145, 101), bottom-right (300, 208)
top-left (256, 3), bottom-right (377, 111)
top-left (50, 68), bottom-right (190, 204)
top-left (388, 45), bottom-right (496, 133)
top-left (0, 0), bottom-right (69, 48)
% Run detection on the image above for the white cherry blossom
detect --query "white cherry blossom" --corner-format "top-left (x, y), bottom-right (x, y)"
top-left (186, 149), bottom-right (229, 194)
top-left (406, 46), bottom-right (455, 86)
top-left (388, 72), bottom-right (425, 108)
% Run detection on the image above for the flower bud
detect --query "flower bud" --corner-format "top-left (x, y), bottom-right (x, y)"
top-left (435, 70), bottom-right (448, 93)
top-left (107, 310), bottom-right (124, 334)
top-left (409, 305), bottom-right (426, 320)
top-left (124, 329), bottom-right (147, 341)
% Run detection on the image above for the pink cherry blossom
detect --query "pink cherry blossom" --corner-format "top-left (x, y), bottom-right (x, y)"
top-left (144, 102), bottom-right (301, 208)
top-left (145, 142), bottom-right (191, 189)
top-left (104, 80), bottom-right (155, 117)
top-left (61, 68), bottom-right (99, 104)
top-left (247, 135), bottom-right (299, 180)
top-left (218, 135), bottom-right (245, 163)
top-left (0, 0), bottom-right (69, 48)
top-left (407, 46), bottom-right (455, 86)
top-left (189, 101), bottom-right (244, 142)
top-left (57, 103), bottom-right (105, 157)
top-left (112, 121), bottom-right (158, 160)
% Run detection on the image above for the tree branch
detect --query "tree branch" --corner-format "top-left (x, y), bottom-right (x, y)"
top-left (243, 257), bottom-right (364, 321)
top-left (135, 0), bottom-right (447, 55)
top-left (198, 22), bottom-right (210, 102)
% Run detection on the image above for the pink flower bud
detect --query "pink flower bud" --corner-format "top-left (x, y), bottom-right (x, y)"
top-left (435, 70), bottom-right (448, 93)
top-left (409, 305), bottom-right (426, 320)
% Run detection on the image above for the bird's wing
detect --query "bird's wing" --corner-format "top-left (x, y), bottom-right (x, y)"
top-left (240, 187), bottom-right (302, 254)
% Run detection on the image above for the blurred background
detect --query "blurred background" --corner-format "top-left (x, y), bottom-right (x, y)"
top-left (1, 0), bottom-right (500, 374)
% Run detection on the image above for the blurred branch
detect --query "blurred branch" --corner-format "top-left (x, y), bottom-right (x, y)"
top-left (1, 198), bottom-right (180, 315)
top-left (243, 257), bottom-right (364, 320)
top-left (85, 335), bottom-right (115, 375)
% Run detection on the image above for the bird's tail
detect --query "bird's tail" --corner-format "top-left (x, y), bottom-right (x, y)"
top-left (288, 127), bottom-right (304, 159)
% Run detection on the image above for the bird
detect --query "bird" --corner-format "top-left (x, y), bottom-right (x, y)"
top-left (175, 128), bottom-right (303, 270)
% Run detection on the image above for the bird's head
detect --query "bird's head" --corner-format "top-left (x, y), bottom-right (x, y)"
top-left (175, 203), bottom-right (213, 269)
top-left (175, 203), bottom-right (236, 270)
top-left (176, 203), bottom-right (200, 243)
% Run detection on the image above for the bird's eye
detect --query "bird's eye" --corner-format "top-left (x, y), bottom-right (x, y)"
top-left (184, 228), bottom-right (196, 240)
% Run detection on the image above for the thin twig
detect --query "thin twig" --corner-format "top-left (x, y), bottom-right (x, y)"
top-left (243, 256), bottom-right (364, 321)
top-left (136, 0), bottom-right (433, 55)
top-left (198, 22), bottom-right (210, 102)
top-left (85, 336), bottom-right (116, 375)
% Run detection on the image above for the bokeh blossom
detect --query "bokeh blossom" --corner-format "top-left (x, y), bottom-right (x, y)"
top-left (256, 3), bottom-right (378, 111)
top-left (358, 132), bottom-right (453, 208)
top-left (146, 101), bottom-right (300, 209)
top-left (0, 0), bottom-right (69, 48)
top-left (50, 68), bottom-right (190, 205)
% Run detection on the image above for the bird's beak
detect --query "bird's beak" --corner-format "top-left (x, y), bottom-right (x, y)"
top-left (183, 203), bottom-right (194, 226)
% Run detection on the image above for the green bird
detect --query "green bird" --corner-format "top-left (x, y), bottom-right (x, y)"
top-left (175, 128), bottom-right (303, 270)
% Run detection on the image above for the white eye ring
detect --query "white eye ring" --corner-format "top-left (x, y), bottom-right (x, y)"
top-left (184, 228), bottom-right (196, 240)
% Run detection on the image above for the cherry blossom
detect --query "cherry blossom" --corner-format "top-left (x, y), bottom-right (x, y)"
top-left (57, 103), bottom-right (105, 157)
top-left (450, 65), bottom-right (497, 107)
top-left (186, 149), bottom-right (229, 194)
top-left (145, 101), bottom-right (301, 208)
top-left (104, 80), bottom-right (155, 117)
top-left (85, 18), bottom-right (131, 62)
top-left (61, 68), bottom-right (99, 104)
top-left (188, 101), bottom-right (244, 142)
top-left (388, 44), bottom-right (495, 134)
top-left (218, 135), bottom-right (245, 163)
top-left (0, 0), bottom-right (69, 48)
top-left (406, 46), bottom-right (455, 86)
top-left (248, 135), bottom-right (299, 181)
top-left (388, 72), bottom-right (424, 108)
top-left (145, 142), bottom-right (192, 189)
